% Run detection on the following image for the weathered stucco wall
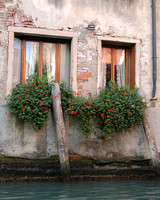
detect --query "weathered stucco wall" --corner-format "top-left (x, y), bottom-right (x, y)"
top-left (0, 0), bottom-right (159, 158)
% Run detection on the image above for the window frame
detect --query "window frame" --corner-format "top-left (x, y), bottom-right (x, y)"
top-left (19, 38), bottom-right (68, 84)
top-left (7, 26), bottom-right (78, 95)
top-left (97, 36), bottom-right (140, 92)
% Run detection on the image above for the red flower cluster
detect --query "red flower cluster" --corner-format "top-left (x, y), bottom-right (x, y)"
top-left (36, 86), bottom-right (39, 88)
top-left (109, 109), bottom-right (114, 113)
top-left (100, 113), bottom-right (104, 116)
top-left (45, 110), bottom-right (48, 113)
top-left (31, 83), bottom-right (34, 86)
top-left (84, 104), bottom-right (88, 107)
top-left (129, 112), bottom-right (132, 114)
top-left (22, 108), bottom-right (25, 111)
top-left (72, 111), bottom-right (77, 114)
top-left (40, 102), bottom-right (44, 106)
top-left (18, 97), bottom-right (22, 100)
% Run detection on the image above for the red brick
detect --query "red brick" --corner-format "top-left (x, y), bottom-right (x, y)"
top-left (0, 5), bottom-right (5, 8)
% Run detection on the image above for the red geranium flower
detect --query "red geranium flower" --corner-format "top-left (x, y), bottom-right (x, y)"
top-left (108, 115), bottom-right (110, 118)
top-left (18, 97), bottom-right (22, 100)
top-left (84, 104), bottom-right (88, 107)
top-left (42, 89), bottom-right (44, 91)
top-left (109, 109), bottom-right (114, 113)
top-left (100, 113), bottom-right (104, 116)
top-left (129, 112), bottom-right (132, 114)
top-left (35, 112), bottom-right (37, 115)
top-left (40, 102), bottom-right (44, 106)
top-left (43, 93), bottom-right (45, 95)
top-left (70, 108), bottom-right (73, 111)
top-left (36, 86), bottom-right (39, 88)
top-left (77, 114), bottom-right (80, 117)
top-left (25, 89), bottom-right (28, 91)
top-left (115, 120), bottom-right (118, 123)
top-left (90, 111), bottom-right (93, 113)
top-left (45, 110), bottom-right (48, 113)
top-left (109, 93), bottom-right (112, 95)
top-left (100, 121), bottom-right (102, 124)
top-left (124, 93), bottom-right (126, 95)
top-left (72, 111), bottom-right (77, 114)
top-left (31, 83), bottom-right (34, 86)
top-left (50, 96), bottom-right (53, 99)
top-left (22, 108), bottom-right (25, 111)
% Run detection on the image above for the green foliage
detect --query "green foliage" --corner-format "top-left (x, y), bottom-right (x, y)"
top-left (59, 81), bottom-right (146, 139)
top-left (94, 84), bottom-right (146, 139)
top-left (8, 77), bottom-right (146, 140)
top-left (7, 74), bottom-right (53, 131)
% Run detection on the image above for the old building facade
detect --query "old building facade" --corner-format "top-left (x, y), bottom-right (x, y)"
top-left (0, 0), bottom-right (160, 160)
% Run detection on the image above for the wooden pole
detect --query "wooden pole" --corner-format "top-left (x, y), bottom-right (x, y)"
top-left (138, 88), bottom-right (160, 173)
top-left (143, 109), bottom-right (160, 169)
top-left (52, 83), bottom-right (71, 182)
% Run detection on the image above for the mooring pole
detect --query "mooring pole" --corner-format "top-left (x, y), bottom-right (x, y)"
top-left (138, 88), bottom-right (160, 173)
top-left (52, 83), bottom-right (71, 182)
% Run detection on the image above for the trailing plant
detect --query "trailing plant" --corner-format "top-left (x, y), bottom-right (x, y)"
top-left (8, 75), bottom-right (146, 140)
top-left (94, 82), bottom-right (146, 139)
top-left (59, 81), bottom-right (146, 139)
top-left (7, 74), bottom-right (53, 131)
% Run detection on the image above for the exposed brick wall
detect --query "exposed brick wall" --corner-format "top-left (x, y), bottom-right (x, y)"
top-left (0, 1), bottom-right (36, 105)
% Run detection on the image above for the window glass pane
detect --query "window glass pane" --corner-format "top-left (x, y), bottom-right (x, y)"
top-left (43, 43), bottom-right (56, 80)
top-left (60, 43), bottom-right (70, 85)
top-left (102, 48), bottom-right (111, 87)
top-left (25, 41), bottom-right (39, 80)
top-left (13, 38), bottom-right (21, 84)
top-left (115, 49), bottom-right (125, 87)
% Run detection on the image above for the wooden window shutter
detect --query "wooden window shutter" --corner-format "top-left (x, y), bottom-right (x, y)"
top-left (21, 40), bottom-right (26, 84)
top-left (130, 44), bottom-right (135, 90)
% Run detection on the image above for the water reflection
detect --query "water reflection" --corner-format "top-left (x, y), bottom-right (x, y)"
top-left (0, 180), bottom-right (160, 199)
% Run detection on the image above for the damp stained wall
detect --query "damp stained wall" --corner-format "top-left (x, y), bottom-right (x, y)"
top-left (0, 0), bottom-right (159, 158)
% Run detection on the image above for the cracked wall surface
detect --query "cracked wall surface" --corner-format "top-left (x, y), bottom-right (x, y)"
top-left (0, 0), bottom-right (159, 158)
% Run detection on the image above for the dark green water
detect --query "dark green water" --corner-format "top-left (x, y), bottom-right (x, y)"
top-left (0, 180), bottom-right (160, 199)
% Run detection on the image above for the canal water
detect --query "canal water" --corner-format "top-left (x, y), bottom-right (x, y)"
top-left (0, 180), bottom-right (160, 199)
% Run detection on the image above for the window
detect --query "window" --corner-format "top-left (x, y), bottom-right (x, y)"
top-left (7, 27), bottom-right (78, 96)
top-left (102, 43), bottom-right (135, 89)
top-left (97, 37), bottom-right (139, 91)
top-left (13, 36), bottom-right (70, 85)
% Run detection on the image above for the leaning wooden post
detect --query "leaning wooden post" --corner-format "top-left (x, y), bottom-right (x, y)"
top-left (138, 88), bottom-right (160, 173)
top-left (52, 83), bottom-right (71, 182)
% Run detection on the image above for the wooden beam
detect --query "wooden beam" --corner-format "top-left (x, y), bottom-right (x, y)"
top-left (52, 83), bottom-right (71, 182)
top-left (39, 41), bottom-right (43, 78)
top-left (21, 40), bottom-right (26, 84)
top-left (130, 45), bottom-right (135, 89)
top-left (56, 43), bottom-right (60, 83)
top-left (125, 49), bottom-right (129, 86)
top-left (111, 48), bottom-right (115, 81)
